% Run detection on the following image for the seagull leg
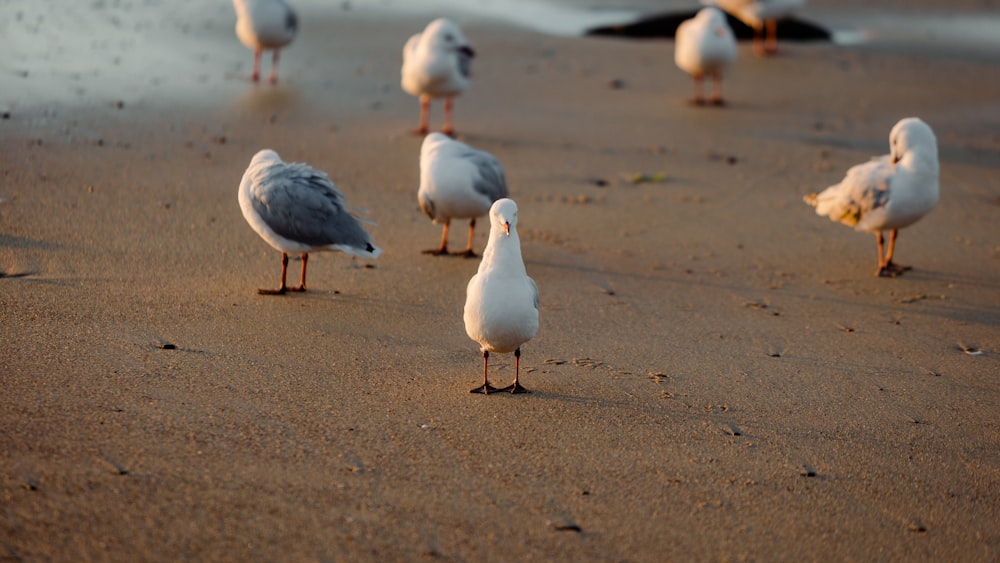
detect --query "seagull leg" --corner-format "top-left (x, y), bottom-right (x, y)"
top-left (753, 26), bottom-right (766, 56)
top-left (290, 252), bottom-right (308, 291)
top-left (710, 71), bottom-right (725, 106)
top-left (422, 222), bottom-right (450, 255)
top-left (415, 95), bottom-right (430, 136)
top-left (875, 231), bottom-right (892, 277)
top-left (251, 48), bottom-right (262, 82)
top-left (259, 252), bottom-right (289, 294)
top-left (470, 350), bottom-right (499, 394)
top-left (691, 75), bottom-right (706, 106)
top-left (269, 49), bottom-right (280, 84)
top-left (499, 348), bottom-right (529, 394)
top-left (459, 218), bottom-right (478, 258)
top-left (442, 97), bottom-right (455, 137)
top-left (883, 228), bottom-right (911, 276)
top-left (765, 20), bottom-right (779, 54)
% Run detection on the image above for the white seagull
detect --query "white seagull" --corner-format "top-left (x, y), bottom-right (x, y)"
top-left (418, 133), bottom-right (509, 257)
top-left (401, 18), bottom-right (476, 136)
top-left (238, 150), bottom-right (382, 294)
top-left (675, 7), bottom-right (738, 106)
top-left (804, 118), bottom-right (939, 278)
top-left (232, 0), bottom-right (298, 83)
top-left (464, 199), bottom-right (539, 394)
top-left (705, 0), bottom-right (804, 55)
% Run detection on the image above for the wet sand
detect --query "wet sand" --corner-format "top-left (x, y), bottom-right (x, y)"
top-left (2, 1), bottom-right (999, 561)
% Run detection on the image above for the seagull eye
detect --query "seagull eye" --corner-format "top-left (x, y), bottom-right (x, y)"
top-left (444, 32), bottom-right (455, 42)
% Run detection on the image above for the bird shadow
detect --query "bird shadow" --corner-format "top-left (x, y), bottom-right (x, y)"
top-left (1, 234), bottom-right (73, 283)
top-left (235, 83), bottom-right (302, 115)
top-left (0, 270), bottom-right (37, 279)
top-left (0, 234), bottom-right (65, 252)
top-left (768, 132), bottom-right (1000, 169)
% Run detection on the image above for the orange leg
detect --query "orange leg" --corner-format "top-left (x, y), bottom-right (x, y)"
top-left (753, 27), bottom-right (766, 56)
top-left (442, 97), bottom-right (455, 136)
top-left (423, 221), bottom-right (450, 255)
top-left (290, 252), bottom-right (307, 291)
top-left (692, 74), bottom-right (706, 105)
top-left (259, 252), bottom-right (289, 294)
top-left (875, 231), bottom-right (910, 277)
top-left (470, 350), bottom-right (499, 394)
top-left (460, 218), bottom-right (478, 258)
top-left (710, 71), bottom-right (725, 106)
top-left (765, 20), bottom-right (779, 54)
top-left (415, 95), bottom-right (430, 136)
top-left (882, 228), bottom-right (911, 276)
top-left (499, 348), bottom-right (529, 394)
top-left (251, 48), bottom-right (262, 82)
top-left (269, 50), bottom-right (281, 84)
top-left (875, 231), bottom-right (887, 276)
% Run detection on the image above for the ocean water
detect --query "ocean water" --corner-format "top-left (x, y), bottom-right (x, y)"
top-left (3, 0), bottom-right (999, 115)
top-left (332, 0), bottom-right (657, 35)
top-left (338, 0), bottom-right (1000, 47)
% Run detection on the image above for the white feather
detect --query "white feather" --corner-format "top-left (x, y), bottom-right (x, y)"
top-left (464, 199), bottom-right (539, 355)
top-left (805, 117), bottom-right (939, 234)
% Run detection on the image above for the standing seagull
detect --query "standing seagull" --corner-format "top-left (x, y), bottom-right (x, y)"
top-left (675, 7), bottom-right (738, 106)
top-left (464, 199), bottom-right (539, 394)
top-left (804, 118), bottom-right (939, 278)
top-left (238, 150), bottom-right (382, 294)
top-left (706, 0), bottom-right (804, 55)
top-left (418, 133), bottom-right (509, 257)
top-left (232, 0), bottom-right (298, 83)
top-left (401, 18), bottom-right (476, 136)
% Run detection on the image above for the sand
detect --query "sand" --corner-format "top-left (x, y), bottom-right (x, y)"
top-left (2, 1), bottom-right (999, 561)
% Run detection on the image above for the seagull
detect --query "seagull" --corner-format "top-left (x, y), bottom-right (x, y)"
top-left (464, 199), bottom-right (539, 394)
top-left (675, 7), bottom-right (738, 106)
top-left (238, 149), bottom-right (382, 294)
top-left (804, 118), bottom-right (939, 278)
top-left (401, 18), bottom-right (476, 136)
top-left (705, 0), bottom-right (804, 55)
top-left (418, 133), bottom-right (509, 257)
top-left (232, 0), bottom-right (298, 83)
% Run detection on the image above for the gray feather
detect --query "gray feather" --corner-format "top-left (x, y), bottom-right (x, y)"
top-left (465, 149), bottom-right (508, 202)
top-left (418, 190), bottom-right (436, 221)
top-left (845, 159), bottom-right (893, 225)
top-left (458, 51), bottom-right (472, 79)
top-left (251, 161), bottom-right (373, 250)
top-left (870, 179), bottom-right (891, 210)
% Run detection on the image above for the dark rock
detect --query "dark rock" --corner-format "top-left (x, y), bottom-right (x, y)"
top-left (587, 10), bottom-right (831, 42)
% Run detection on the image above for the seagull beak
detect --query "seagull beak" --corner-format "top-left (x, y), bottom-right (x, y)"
top-left (459, 45), bottom-right (476, 58)
top-left (503, 221), bottom-right (510, 237)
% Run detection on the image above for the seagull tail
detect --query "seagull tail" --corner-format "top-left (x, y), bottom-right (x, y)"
top-left (334, 242), bottom-right (383, 259)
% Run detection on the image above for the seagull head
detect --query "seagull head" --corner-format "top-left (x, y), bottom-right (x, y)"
top-left (425, 18), bottom-right (475, 57)
top-left (250, 149), bottom-right (283, 168)
top-left (420, 132), bottom-right (452, 158)
top-left (889, 117), bottom-right (937, 165)
top-left (490, 198), bottom-right (519, 238)
top-left (698, 7), bottom-right (727, 26)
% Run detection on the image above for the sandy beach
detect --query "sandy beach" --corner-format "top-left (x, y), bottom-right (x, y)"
top-left (2, 0), bottom-right (999, 560)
